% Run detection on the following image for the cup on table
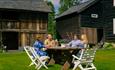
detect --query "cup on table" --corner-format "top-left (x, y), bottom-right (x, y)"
top-left (61, 44), bottom-right (66, 48)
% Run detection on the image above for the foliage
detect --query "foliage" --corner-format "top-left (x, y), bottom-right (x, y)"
top-left (58, 0), bottom-right (81, 15)
top-left (47, 1), bottom-right (56, 39)
top-left (59, 39), bottom-right (70, 44)
top-left (103, 42), bottom-right (113, 49)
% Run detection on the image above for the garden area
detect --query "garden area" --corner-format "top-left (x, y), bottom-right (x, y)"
top-left (0, 48), bottom-right (115, 70)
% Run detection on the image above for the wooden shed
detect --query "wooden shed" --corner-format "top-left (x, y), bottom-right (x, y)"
top-left (0, 0), bottom-right (51, 50)
top-left (56, 0), bottom-right (115, 44)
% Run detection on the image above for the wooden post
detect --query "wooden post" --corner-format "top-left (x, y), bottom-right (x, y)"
top-left (21, 33), bottom-right (26, 47)
top-left (61, 61), bottom-right (70, 70)
top-left (48, 58), bottom-right (55, 65)
top-left (36, 20), bottom-right (40, 31)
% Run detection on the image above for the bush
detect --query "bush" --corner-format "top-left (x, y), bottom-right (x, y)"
top-left (103, 42), bottom-right (113, 49)
top-left (59, 39), bottom-right (70, 44)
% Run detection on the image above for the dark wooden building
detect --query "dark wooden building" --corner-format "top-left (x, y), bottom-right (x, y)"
top-left (0, 0), bottom-right (51, 50)
top-left (56, 0), bottom-right (115, 44)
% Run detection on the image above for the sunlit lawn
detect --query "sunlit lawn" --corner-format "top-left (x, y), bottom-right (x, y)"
top-left (95, 49), bottom-right (115, 70)
top-left (0, 49), bottom-right (115, 70)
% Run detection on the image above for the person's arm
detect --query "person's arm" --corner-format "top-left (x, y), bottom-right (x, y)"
top-left (44, 40), bottom-right (47, 45)
top-left (33, 41), bottom-right (38, 48)
top-left (39, 42), bottom-right (47, 51)
top-left (51, 40), bottom-right (56, 47)
top-left (78, 40), bottom-right (85, 48)
top-left (33, 41), bottom-right (43, 49)
top-left (54, 39), bottom-right (59, 46)
top-left (44, 39), bottom-right (50, 47)
top-left (67, 41), bottom-right (72, 47)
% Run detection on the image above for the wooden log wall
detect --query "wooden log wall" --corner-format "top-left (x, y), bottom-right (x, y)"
top-left (0, 11), bottom-right (48, 47)
top-left (56, 14), bottom-right (81, 40)
top-left (101, 0), bottom-right (115, 42)
top-left (81, 27), bottom-right (97, 44)
top-left (19, 33), bottom-right (46, 47)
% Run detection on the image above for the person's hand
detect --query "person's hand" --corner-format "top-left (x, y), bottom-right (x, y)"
top-left (42, 48), bottom-right (47, 51)
top-left (61, 44), bottom-right (66, 48)
top-left (45, 45), bottom-right (52, 48)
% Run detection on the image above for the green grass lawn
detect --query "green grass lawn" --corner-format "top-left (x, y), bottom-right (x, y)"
top-left (0, 49), bottom-right (115, 70)
top-left (95, 49), bottom-right (115, 70)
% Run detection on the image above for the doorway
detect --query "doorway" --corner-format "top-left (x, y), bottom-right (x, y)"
top-left (2, 32), bottom-right (19, 50)
top-left (97, 29), bottom-right (104, 43)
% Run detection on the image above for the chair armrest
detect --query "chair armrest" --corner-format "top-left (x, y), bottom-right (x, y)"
top-left (72, 55), bottom-right (80, 60)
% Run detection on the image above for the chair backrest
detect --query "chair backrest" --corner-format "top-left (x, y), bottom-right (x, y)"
top-left (29, 47), bottom-right (40, 58)
top-left (24, 46), bottom-right (34, 59)
top-left (29, 47), bottom-right (46, 63)
top-left (24, 46), bottom-right (38, 66)
top-left (30, 47), bottom-right (49, 69)
top-left (77, 44), bottom-right (89, 60)
top-left (24, 46), bottom-right (49, 70)
top-left (79, 46), bottom-right (98, 62)
top-left (84, 44), bottom-right (89, 48)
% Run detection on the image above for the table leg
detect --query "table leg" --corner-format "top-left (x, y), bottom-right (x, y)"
top-left (48, 58), bottom-right (55, 65)
top-left (61, 61), bottom-right (70, 70)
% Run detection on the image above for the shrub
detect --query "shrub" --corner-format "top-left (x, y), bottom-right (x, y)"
top-left (59, 39), bottom-right (70, 44)
top-left (103, 42), bottom-right (113, 49)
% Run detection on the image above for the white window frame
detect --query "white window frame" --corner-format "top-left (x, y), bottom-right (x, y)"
top-left (91, 14), bottom-right (98, 18)
top-left (113, 18), bottom-right (115, 34)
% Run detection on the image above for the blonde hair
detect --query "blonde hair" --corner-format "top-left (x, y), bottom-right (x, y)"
top-left (81, 34), bottom-right (88, 44)
top-left (73, 34), bottom-right (77, 39)
top-left (47, 34), bottom-right (53, 39)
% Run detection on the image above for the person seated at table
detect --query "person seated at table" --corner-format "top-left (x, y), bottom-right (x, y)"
top-left (33, 36), bottom-right (50, 64)
top-left (68, 35), bottom-right (83, 48)
top-left (33, 36), bottom-right (48, 56)
top-left (44, 34), bottom-right (57, 48)
top-left (76, 34), bottom-right (88, 57)
top-left (80, 34), bottom-right (88, 48)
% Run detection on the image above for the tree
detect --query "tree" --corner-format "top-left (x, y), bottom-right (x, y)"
top-left (58, 0), bottom-right (70, 14)
top-left (58, 0), bottom-right (85, 15)
top-left (47, 1), bottom-right (57, 39)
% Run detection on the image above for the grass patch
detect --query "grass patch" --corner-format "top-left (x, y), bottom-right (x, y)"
top-left (95, 49), bottom-right (115, 70)
top-left (0, 49), bottom-right (115, 70)
top-left (0, 52), bottom-right (61, 70)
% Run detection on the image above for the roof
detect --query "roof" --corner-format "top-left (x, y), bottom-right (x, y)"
top-left (56, 0), bottom-right (99, 19)
top-left (0, 0), bottom-right (51, 12)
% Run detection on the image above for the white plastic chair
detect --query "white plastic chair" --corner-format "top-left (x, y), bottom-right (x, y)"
top-left (24, 46), bottom-right (49, 70)
top-left (30, 47), bottom-right (50, 70)
top-left (72, 46), bottom-right (97, 70)
top-left (24, 46), bottom-right (38, 67)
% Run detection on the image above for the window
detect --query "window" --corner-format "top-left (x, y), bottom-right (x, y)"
top-left (39, 20), bottom-right (47, 30)
top-left (91, 14), bottom-right (98, 18)
top-left (21, 21), bottom-right (29, 29)
top-left (113, 19), bottom-right (115, 34)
